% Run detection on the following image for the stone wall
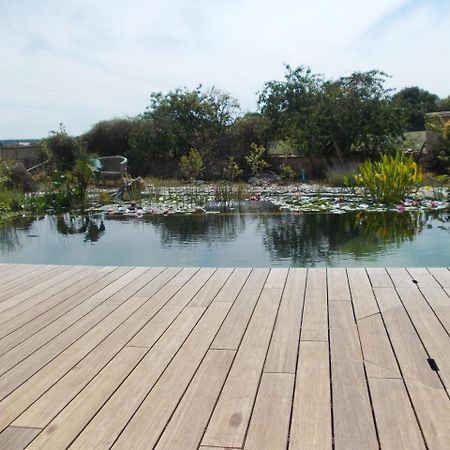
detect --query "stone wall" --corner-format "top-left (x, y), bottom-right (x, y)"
top-left (0, 145), bottom-right (40, 168)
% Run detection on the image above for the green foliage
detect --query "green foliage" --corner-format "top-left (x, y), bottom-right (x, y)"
top-left (72, 159), bottom-right (95, 198)
top-left (214, 182), bottom-right (247, 202)
top-left (438, 96), bottom-right (450, 111)
top-left (392, 86), bottom-right (439, 131)
top-left (245, 143), bottom-right (269, 176)
top-left (353, 152), bottom-right (423, 205)
top-left (224, 157), bottom-right (243, 181)
top-left (0, 190), bottom-right (24, 212)
top-left (258, 66), bottom-right (407, 162)
top-left (97, 191), bottom-right (111, 204)
top-left (45, 124), bottom-right (85, 171)
top-left (179, 148), bottom-right (204, 180)
top-left (279, 163), bottom-right (295, 181)
top-left (425, 114), bottom-right (450, 173)
top-left (83, 118), bottom-right (135, 157)
top-left (128, 87), bottom-right (239, 176)
top-left (0, 161), bottom-right (11, 190)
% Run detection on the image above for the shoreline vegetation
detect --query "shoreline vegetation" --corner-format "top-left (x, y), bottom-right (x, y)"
top-left (1, 65), bottom-right (449, 223)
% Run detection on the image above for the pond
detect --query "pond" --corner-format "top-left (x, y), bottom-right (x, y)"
top-left (1, 204), bottom-right (449, 267)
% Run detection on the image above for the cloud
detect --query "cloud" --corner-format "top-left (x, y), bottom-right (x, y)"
top-left (0, 0), bottom-right (448, 137)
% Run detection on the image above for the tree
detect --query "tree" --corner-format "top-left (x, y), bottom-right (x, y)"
top-left (258, 65), bottom-right (323, 153)
top-left (393, 86), bottom-right (439, 131)
top-left (438, 95), bottom-right (450, 112)
top-left (128, 86), bottom-right (240, 175)
top-left (425, 114), bottom-right (450, 172)
top-left (317, 71), bottom-right (406, 163)
top-left (258, 66), bottom-right (406, 163)
top-left (83, 118), bottom-right (135, 157)
top-left (223, 113), bottom-right (270, 159)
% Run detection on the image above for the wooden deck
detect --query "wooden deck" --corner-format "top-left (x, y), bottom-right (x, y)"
top-left (0, 264), bottom-right (449, 450)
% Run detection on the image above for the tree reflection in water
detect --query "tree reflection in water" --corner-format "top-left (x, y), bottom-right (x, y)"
top-left (51, 214), bottom-right (106, 243)
top-left (259, 211), bottom-right (430, 265)
top-left (0, 217), bottom-right (33, 255)
top-left (147, 212), bottom-right (245, 247)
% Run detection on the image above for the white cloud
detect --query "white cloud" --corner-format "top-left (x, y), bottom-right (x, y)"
top-left (0, 0), bottom-right (448, 137)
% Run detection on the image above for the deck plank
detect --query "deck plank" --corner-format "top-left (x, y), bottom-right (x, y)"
top-left (12, 268), bottom-right (198, 430)
top-left (369, 378), bottom-right (426, 450)
top-left (211, 268), bottom-right (269, 350)
top-left (289, 341), bottom-right (331, 450)
top-left (202, 284), bottom-right (285, 448)
top-left (0, 426), bottom-right (41, 450)
top-left (329, 301), bottom-right (378, 450)
top-left (366, 267), bottom-right (394, 288)
top-left (327, 268), bottom-right (351, 300)
top-left (0, 264), bottom-right (446, 449)
top-left (428, 267), bottom-right (450, 288)
top-left (0, 266), bottom-right (119, 341)
top-left (113, 303), bottom-right (233, 449)
top-left (420, 287), bottom-right (450, 334)
top-left (347, 268), bottom-right (379, 319)
top-left (374, 287), bottom-right (450, 449)
top-left (264, 268), bottom-right (306, 373)
top-left (396, 287), bottom-right (450, 388)
top-left (244, 372), bottom-right (294, 450)
top-left (155, 350), bottom-right (235, 450)
top-left (300, 268), bottom-right (327, 341)
top-left (24, 346), bottom-right (146, 450)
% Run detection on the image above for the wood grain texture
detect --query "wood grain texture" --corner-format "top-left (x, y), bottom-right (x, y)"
top-left (289, 341), bottom-right (331, 450)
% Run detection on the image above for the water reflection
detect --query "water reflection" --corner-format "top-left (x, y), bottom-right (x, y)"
top-left (147, 213), bottom-right (245, 246)
top-left (0, 209), bottom-right (449, 266)
top-left (50, 215), bottom-right (106, 243)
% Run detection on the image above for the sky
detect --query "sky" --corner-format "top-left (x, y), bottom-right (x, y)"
top-left (0, 0), bottom-right (449, 138)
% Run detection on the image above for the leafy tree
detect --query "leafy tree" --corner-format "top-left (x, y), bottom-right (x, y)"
top-left (83, 118), bottom-right (135, 156)
top-left (258, 66), bottom-right (407, 163)
top-left (392, 87), bottom-right (439, 131)
top-left (129, 87), bottom-right (239, 175)
top-left (438, 95), bottom-right (450, 112)
top-left (317, 71), bottom-right (406, 163)
top-left (223, 113), bottom-right (270, 159)
top-left (258, 65), bottom-right (323, 153)
top-left (45, 124), bottom-right (84, 171)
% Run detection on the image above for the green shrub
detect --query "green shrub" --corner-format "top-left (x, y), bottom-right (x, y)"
top-left (353, 151), bottom-right (423, 205)
top-left (224, 157), bottom-right (243, 181)
top-left (179, 148), bottom-right (204, 180)
top-left (245, 143), bottom-right (269, 176)
top-left (280, 163), bottom-right (295, 181)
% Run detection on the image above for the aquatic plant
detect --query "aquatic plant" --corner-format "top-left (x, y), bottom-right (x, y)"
top-left (353, 152), bottom-right (423, 205)
top-left (214, 182), bottom-right (247, 202)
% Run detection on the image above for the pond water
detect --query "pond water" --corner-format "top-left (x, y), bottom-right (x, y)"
top-left (1, 203), bottom-right (449, 267)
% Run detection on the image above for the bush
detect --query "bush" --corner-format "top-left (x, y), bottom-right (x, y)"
top-left (280, 163), bottom-right (296, 181)
top-left (353, 151), bottom-right (423, 205)
top-left (179, 148), bottom-right (204, 180)
top-left (224, 157), bottom-right (243, 181)
top-left (245, 143), bottom-right (269, 176)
